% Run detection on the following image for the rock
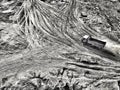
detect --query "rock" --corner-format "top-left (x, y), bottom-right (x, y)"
top-left (81, 11), bottom-right (88, 17)
top-left (30, 78), bottom-right (41, 87)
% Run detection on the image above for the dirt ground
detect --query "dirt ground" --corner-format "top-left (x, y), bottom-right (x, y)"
top-left (0, 0), bottom-right (120, 90)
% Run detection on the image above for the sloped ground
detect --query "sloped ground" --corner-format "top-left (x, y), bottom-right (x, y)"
top-left (0, 0), bottom-right (120, 90)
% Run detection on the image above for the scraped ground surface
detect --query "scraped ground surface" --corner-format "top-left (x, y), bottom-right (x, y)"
top-left (1, 0), bottom-right (120, 90)
top-left (0, 42), bottom-right (120, 90)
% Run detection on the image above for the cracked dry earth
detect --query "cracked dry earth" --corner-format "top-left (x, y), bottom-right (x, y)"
top-left (0, 42), bottom-right (120, 90)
